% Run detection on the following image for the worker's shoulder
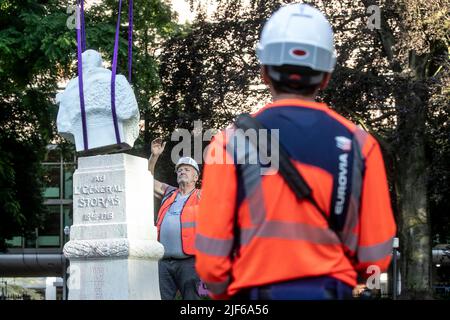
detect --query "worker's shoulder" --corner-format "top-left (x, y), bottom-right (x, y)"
top-left (163, 185), bottom-right (178, 196)
top-left (323, 107), bottom-right (379, 150)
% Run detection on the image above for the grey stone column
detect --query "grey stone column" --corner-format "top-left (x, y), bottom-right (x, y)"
top-left (63, 153), bottom-right (163, 299)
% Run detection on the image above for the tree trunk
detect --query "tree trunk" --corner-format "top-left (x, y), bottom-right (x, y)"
top-left (373, 4), bottom-right (433, 297)
top-left (395, 79), bottom-right (433, 299)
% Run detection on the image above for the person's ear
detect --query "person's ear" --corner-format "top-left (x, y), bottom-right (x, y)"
top-left (260, 66), bottom-right (271, 85)
top-left (320, 73), bottom-right (331, 90)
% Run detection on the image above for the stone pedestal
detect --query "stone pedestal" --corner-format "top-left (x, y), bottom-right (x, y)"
top-left (63, 153), bottom-right (163, 300)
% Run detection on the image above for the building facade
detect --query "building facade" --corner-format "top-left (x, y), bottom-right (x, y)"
top-left (0, 145), bottom-right (75, 281)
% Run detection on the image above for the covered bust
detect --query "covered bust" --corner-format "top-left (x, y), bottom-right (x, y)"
top-left (56, 49), bottom-right (139, 154)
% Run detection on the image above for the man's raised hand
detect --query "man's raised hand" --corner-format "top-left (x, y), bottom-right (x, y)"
top-left (151, 138), bottom-right (166, 157)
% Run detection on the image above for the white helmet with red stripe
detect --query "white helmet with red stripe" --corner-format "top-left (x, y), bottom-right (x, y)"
top-left (256, 3), bottom-right (336, 73)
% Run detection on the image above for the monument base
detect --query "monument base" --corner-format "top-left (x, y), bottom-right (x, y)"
top-left (64, 153), bottom-right (163, 300)
top-left (68, 258), bottom-right (160, 300)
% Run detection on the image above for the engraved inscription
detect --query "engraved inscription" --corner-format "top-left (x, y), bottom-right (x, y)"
top-left (77, 196), bottom-right (120, 208)
top-left (92, 265), bottom-right (105, 299)
top-left (74, 184), bottom-right (124, 195)
top-left (82, 212), bottom-right (114, 222)
top-left (93, 175), bottom-right (105, 182)
top-left (74, 174), bottom-right (125, 223)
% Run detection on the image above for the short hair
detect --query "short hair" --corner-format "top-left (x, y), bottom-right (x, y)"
top-left (265, 65), bottom-right (325, 96)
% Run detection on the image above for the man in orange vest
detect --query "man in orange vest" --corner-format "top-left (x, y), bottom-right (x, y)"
top-left (195, 3), bottom-right (396, 300)
top-left (148, 138), bottom-right (201, 300)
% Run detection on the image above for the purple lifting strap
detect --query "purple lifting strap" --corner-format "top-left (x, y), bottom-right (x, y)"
top-left (80, 0), bottom-right (86, 51)
top-left (77, 0), bottom-right (88, 150)
top-left (110, 0), bottom-right (123, 145)
top-left (77, 0), bottom-right (134, 149)
top-left (128, 0), bottom-right (133, 82)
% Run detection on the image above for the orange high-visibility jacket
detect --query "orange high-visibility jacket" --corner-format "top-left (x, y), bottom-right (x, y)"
top-left (195, 99), bottom-right (396, 299)
top-left (156, 188), bottom-right (201, 256)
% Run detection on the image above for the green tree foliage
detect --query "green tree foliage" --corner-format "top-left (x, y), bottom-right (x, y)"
top-left (0, 0), bottom-right (69, 250)
top-left (0, 0), bottom-right (177, 250)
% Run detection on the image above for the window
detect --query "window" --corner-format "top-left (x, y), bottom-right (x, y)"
top-left (37, 205), bottom-right (61, 248)
top-left (63, 164), bottom-right (75, 200)
top-left (6, 145), bottom-right (76, 249)
top-left (42, 165), bottom-right (61, 199)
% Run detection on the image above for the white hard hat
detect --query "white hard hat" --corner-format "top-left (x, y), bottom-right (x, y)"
top-left (175, 157), bottom-right (200, 174)
top-left (256, 3), bottom-right (336, 73)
